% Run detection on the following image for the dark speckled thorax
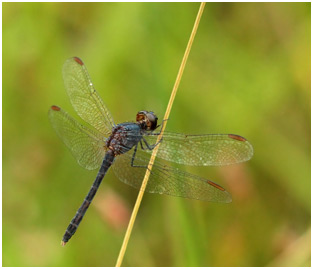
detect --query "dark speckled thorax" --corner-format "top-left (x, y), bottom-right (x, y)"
top-left (106, 123), bottom-right (142, 156)
top-left (106, 110), bottom-right (159, 156)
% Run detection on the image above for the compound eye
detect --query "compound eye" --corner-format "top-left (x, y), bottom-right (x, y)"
top-left (136, 111), bottom-right (146, 122)
top-left (146, 112), bottom-right (158, 130)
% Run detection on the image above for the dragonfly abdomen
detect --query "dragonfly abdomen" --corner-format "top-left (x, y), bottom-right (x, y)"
top-left (62, 151), bottom-right (115, 245)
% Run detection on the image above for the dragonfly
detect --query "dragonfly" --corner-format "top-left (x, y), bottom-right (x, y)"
top-left (49, 57), bottom-right (253, 245)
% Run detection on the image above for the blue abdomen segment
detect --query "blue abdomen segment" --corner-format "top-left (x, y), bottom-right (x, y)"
top-left (62, 151), bottom-right (115, 244)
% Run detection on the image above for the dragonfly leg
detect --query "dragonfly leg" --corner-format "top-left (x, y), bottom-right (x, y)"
top-left (141, 136), bottom-right (163, 150)
top-left (151, 118), bottom-right (168, 135)
top-left (130, 143), bottom-right (150, 169)
top-left (139, 140), bottom-right (146, 150)
top-left (139, 139), bottom-right (152, 150)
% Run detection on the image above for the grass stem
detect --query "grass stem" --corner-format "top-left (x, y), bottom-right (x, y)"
top-left (115, 3), bottom-right (206, 266)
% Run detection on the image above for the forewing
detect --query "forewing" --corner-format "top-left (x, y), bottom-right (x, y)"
top-left (144, 132), bottom-right (253, 166)
top-left (62, 57), bottom-right (115, 135)
top-left (48, 106), bottom-right (106, 170)
top-left (112, 148), bottom-right (231, 203)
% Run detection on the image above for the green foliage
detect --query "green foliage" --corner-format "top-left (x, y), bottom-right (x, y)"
top-left (3, 2), bottom-right (310, 266)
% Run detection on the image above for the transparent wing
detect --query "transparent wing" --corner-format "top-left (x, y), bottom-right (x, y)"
top-left (143, 132), bottom-right (254, 166)
top-left (112, 148), bottom-right (232, 203)
top-left (62, 57), bottom-right (115, 135)
top-left (48, 106), bottom-right (107, 170)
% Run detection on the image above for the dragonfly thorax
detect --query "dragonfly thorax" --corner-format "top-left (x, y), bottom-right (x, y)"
top-left (106, 124), bottom-right (142, 156)
top-left (136, 110), bottom-right (158, 131)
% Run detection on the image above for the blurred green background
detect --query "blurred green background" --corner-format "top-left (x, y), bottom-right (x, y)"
top-left (3, 2), bottom-right (310, 267)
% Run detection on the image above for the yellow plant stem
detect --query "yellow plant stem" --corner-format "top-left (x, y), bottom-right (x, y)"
top-left (115, 3), bottom-right (206, 267)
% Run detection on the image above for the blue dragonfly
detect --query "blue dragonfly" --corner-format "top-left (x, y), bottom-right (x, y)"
top-left (49, 57), bottom-right (253, 245)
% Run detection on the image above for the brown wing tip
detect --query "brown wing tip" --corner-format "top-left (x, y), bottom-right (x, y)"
top-left (228, 134), bottom-right (247, 142)
top-left (207, 181), bottom-right (226, 191)
top-left (61, 240), bottom-right (67, 247)
top-left (51, 105), bottom-right (61, 111)
top-left (73, 57), bottom-right (84, 65)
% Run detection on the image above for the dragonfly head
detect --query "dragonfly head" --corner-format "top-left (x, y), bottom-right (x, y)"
top-left (136, 111), bottom-right (158, 131)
